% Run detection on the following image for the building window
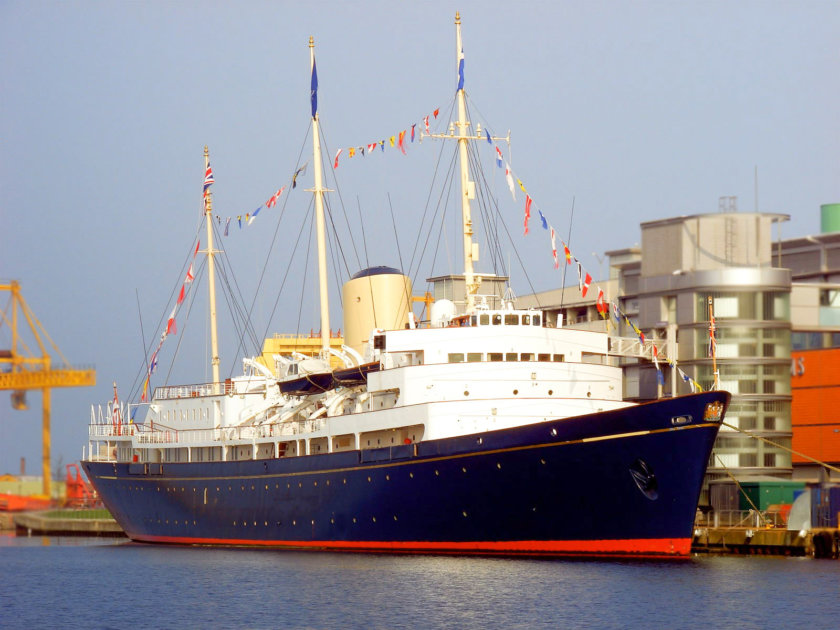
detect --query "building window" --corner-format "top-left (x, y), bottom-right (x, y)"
top-left (819, 289), bottom-right (840, 307)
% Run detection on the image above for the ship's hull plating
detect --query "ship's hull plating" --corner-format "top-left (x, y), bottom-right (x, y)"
top-left (84, 391), bottom-right (728, 557)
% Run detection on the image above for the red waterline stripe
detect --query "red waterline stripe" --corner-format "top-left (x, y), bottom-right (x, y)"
top-left (129, 534), bottom-right (691, 556)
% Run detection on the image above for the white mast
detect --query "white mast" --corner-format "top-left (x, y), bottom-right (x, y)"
top-left (203, 145), bottom-right (221, 384)
top-left (308, 36), bottom-right (331, 356)
top-left (455, 12), bottom-right (480, 313)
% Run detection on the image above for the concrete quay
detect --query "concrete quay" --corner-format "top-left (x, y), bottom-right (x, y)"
top-left (692, 526), bottom-right (840, 558)
top-left (12, 511), bottom-right (126, 537)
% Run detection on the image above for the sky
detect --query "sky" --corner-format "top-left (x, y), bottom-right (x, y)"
top-left (1, 0), bottom-right (838, 480)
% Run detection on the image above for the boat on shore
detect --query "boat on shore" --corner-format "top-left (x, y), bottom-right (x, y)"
top-left (83, 13), bottom-right (728, 558)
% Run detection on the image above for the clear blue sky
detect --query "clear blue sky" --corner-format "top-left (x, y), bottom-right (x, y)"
top-left (1, 0), bottom-right (838, 478)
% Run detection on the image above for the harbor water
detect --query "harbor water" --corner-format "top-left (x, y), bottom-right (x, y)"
top-left (1, 535), bottom-right (838, 629)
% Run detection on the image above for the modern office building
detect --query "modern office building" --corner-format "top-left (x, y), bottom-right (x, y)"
top-left (519, 210), bottom-right (796, 497)
top-left (781, 203), bottom-right (840, 482)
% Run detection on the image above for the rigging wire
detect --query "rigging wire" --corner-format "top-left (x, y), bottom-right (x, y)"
top-left (294, 209), bottom-right (316, 345)
top-left (226, 123), bottom-right (314, 374)
top-left (257, 195), bottom-right (315, 350)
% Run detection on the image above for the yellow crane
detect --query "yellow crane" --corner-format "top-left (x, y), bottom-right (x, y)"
top-left (0, 281), bottom-right (96, 498)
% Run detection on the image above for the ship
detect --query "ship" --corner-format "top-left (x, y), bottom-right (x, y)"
top-left (83, 13), bottom-right (729, 558)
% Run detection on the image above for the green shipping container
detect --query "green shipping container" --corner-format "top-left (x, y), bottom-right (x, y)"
top-left (738, 480), bottom-right (806, 511)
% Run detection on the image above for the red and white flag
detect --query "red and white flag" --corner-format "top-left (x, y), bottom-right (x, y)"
top-left (550, 227), bottom-right (559, 269)
top-left (524, 195), bottom-right (532, 235)
top-left (266, 186), bottom-right (285, 208)
top-left (166, 305), bottom-right (177, 336)
top-left (505, 162), bottom-right (516, 201)
top-left (597, 288), bottom-right (608, 317)
top-left (423, 115), bottom-right (430, 134)
top-left (184, 262), bottom-right (195, 284)
top-left (333, 148), bottom-right (342, 169)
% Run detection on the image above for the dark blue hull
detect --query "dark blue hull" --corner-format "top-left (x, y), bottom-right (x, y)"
top-left (84, 391), bottom-right (728, 557)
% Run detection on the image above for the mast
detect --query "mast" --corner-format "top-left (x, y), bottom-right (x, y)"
top-left (309, 36), bottom-right (331, 356)
top-left (203, 146), bottom-right (221, 384)
top-left (455, 12), bottom-right (480, 312)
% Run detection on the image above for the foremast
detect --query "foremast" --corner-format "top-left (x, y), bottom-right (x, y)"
top-left (431, 13), bottom-right (509, 313)
top-left (203, 146), bottom-right (221, 384)
top-left (308, 36), bottom-right (331, 357)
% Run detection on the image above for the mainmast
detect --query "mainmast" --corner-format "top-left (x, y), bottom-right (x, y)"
top-left (454, 12), bottom-right (480, 312)
top-left (308, 37), bottom-right (331, 356)
top-left (203, 146), bottom-right (221, 384)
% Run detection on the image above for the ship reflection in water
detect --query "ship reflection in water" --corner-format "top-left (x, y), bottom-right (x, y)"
top-left (2, 537), bottom-right (838, 628)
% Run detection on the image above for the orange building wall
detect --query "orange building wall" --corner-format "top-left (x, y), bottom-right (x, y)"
top-left (791, 348), bottom-right (840, 464)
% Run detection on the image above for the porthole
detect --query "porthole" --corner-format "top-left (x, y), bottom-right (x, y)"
top-left (548, 389), bottom-right (553, 395)
top-left (462, 467), bottom-right (467, 473)
top-left (393, 515), bottom-right (398, 521)
top-left (372, 517), bottom-right (377, 522)
top-left (496, 462), bottom-right (501, 469)
top-left (367, 476), bottom-right (372, 482)
top-left (551, 428), bottom-right (557, 436)
top-left (513, 389), bottom-right (519, 395)
top-left (540, 458), bottom-right (546, 465)
top-left (386, 474), bottom-right (390, 481)
top-left (464, 391), bottom-right (469, 396)
top-left (352, 517), bottom-right (357, 523)
top-left (462, 510), bottom-right (468, 517)
top-left (477, 437), bottom-right (483, 445)
top-left (409, 472), bottom-right (414, 479)
top-left (435, 470), bottom-right (439, 476)
top-left (292, 520), bottom-right (296, 525)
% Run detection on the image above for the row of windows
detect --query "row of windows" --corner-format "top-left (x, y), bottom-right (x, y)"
top-left (697, 292), bottom-right (790, 321)
top-left (791, 331), bottom-right (840, 350)
top-left (161, 408), bottom-right (209, 423)
top-left (472, 312), bottom-right (543, 327)
top-left (448, 352), bottom-right (565, 363)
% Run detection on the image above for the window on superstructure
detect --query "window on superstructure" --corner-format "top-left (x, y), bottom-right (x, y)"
top-left (533, 314), bottom-right (541, 326)
top-left (505, 353), bottom-right (518, 361)
top-left (448, 353), bottom-right (465, 363)
top-left (489, 353), bottom-right (503, 362)
top-left (520, 353), bottom-right (534, 361)
top-left (553, 354), bottom-right (565, 362)
top-left (467, 353), bottom-right (482, 362)
top-left (505, 314), bottom-right (519, 325)
top-left (480, 314), bottom-right (490, 326)
top-left (470, 315), bottom-right (477, 326)
top-left (523, 314), bottom-right (531, 325)
top-left (492, 314), bottom-right (502, 325)
top-left (538, 353), bottom-right (550, 362)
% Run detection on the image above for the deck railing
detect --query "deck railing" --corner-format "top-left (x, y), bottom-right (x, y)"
top-left (88, 418), bottom-right (327, 445)
top-left (695, 509), bottom-right (789, 529)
